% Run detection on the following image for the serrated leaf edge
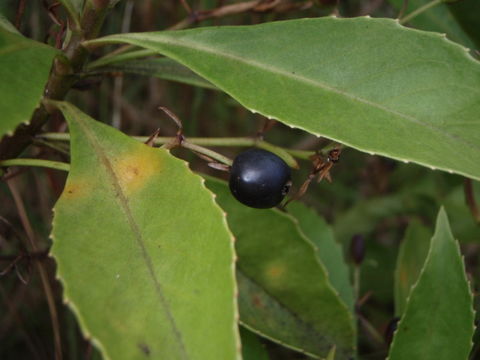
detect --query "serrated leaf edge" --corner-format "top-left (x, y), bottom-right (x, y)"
top-left (203, 176), bottom-right (356, 357)
top-left (48, 102), bottom-right (242, 360)
top-left (278, 208), bottom-right (357, 341)
top-left (387, 208), bottom-right (476, 360)
top-left (0, 31), bottom-right (59, 139)
top-left (288, 203), bottom-right (355, 313)
top-left (89, 17), bottom-right (480, 180)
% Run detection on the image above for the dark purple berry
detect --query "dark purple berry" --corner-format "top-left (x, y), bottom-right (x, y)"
top-left (229, 149), bottom-right (291, 209)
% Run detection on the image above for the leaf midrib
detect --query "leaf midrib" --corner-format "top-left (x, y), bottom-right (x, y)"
top-left (417, 239), bottom-right (471, 359)
top-left (128, 33), bottom-right (479, 153)
top-left (75, 116), bottom-right (189, 360)
top-left (390, 218), bottom-right (472, 360)
top-left (238, 270), bottom-right (350, 359)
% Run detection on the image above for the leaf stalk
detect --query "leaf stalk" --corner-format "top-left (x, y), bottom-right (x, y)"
top-left (0, 159), bottom-right (71, 172)
top-left (38, 133), bottom-right (320, 162)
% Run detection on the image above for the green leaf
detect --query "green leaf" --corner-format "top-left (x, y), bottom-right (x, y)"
top-left (237, 271), bottom-right (323, 359)
top-left (240, 327), bottom-right (269, 360)
top-left (0, 29), bottom-right (58, 138)
top-left (388, 208), bottom-right (475, 360)
top-left (287, 202), bottom-right (354, 311)
top-left (51, 102), bottom-right (240, 360)
top-left (389, 0), bottom-right (477, 49)
top-left (89, 17), bottom-right (480, 180)
top-left (205, 178), bottom-right (355, 360)
top-left (393, 220), bottom-right (432, 316)
top-left (92, 57), bottom-right (217, 90)
top-left (326, 346), bottom-right (336, 360)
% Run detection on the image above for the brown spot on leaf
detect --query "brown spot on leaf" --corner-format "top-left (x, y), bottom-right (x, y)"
top-left (252, 294), bottom-right (264, 308)
top-left (62, 180), bottom-right (90, 200)
top-left (264, 262), bottom-right (287, 288)
top-left (138, 342), bottom-right (151, 356)
top-left (266, 263), bottom-right (285, 278)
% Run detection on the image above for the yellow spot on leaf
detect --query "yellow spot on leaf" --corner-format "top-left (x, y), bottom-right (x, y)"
top-left (264, 262), bottom-right (286, 287)
top-left (62, 180), bottom-right (89, 200)
top-left (112, 147), bottom-right (161, 195)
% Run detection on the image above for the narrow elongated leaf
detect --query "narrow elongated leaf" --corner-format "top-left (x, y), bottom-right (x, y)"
top-left (388, 208), bottom-right (475, 360)
top-left (205, 178), bottom-right (355, 360)
top-left (393, 220), bottom-right (432, 316)
top-left (287, 202), bottom-right (354, 311)
top-left (92, 58), bottom-right (217, 90)
top-left (0, 30), bottom-right (57, 138)
top-left (89, 18), bottom-right (480, 180)
top-left (51, 102), bottom-right (240, 360)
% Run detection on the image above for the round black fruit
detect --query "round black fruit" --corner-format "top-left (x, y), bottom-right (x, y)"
top-left (229, 148), bottom-right (291, 209)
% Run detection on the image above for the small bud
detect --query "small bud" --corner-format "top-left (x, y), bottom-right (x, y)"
top-left (350, 234), bottom-right (365, 265)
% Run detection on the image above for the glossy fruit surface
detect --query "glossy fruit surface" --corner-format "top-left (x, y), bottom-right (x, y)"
top-left (229, 148), bottom-right (291, 209)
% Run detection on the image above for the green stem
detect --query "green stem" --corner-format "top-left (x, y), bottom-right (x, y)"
top-left (40, 132), bottom-right (253, 146)
top-left (181, 141), bottom-right (233, 166)
top-left (255, 141), bottom-right (299, 168)
top-left (358, 314), bottom-right (385, 346)
top-left (399, 0), bottom-right (443, 25)
top-left (0, 159), bottom-right (70, 172)
top-left (87, 48), bottom-right (157, 69)
top-left (284, 149), bottom-right (314, 160)
top-left (33, 139), bottom-right (70, 156)
top-left (38, 133), bottom-right (318, 161)
top-left (353, 266), bottom-right (361, 301)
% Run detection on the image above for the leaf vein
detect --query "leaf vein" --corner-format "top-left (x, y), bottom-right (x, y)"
top-left (76, 117), bottom-right (189, 360)
top-left (146, 35), bottom-right (480, 152)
